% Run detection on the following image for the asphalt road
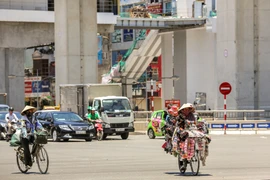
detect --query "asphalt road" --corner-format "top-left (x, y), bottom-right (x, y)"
top-left (0, 135), bottom-right (270, 180)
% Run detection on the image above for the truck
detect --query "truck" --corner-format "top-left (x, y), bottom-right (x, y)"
top-left (59, 84), bottom-right (135, 140)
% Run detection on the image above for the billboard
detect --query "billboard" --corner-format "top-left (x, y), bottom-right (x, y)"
top-left (147, 2), bottom-right (163, 14)
top-left (25, 77), bottom-right (50, 97)
top-left (98, 35), bottom-right (103, 65)
top-left (112, 50), bottom-right (128, 66)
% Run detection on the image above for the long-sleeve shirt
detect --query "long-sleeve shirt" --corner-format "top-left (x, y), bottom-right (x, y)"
top-left (5, 113), bottom-right (18, 123)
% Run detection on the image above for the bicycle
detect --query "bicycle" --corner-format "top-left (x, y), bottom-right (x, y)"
top-left (15, 133), bottom-right (49, 174)
top-left (178, 137), bottom-right (200, 176)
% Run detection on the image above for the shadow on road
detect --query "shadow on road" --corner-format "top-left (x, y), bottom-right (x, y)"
top-left (165, 172), bottom-right (212, 177)
top-left (47, 137), bottom-right (127, 143)
top-left (12, 171), bottom-right (49, 175)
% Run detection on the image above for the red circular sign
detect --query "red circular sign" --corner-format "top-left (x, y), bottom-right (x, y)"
top-left (219, 82), bottom-right (232, 95)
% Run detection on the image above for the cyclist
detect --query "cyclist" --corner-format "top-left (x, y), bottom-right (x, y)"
top-left (20, 106), bottom-right (38, 170)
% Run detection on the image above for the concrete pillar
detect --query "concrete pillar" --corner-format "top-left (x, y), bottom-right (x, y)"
top-left (55, 0), bottom-right (98, 104)
top-left (0, 48), bottom-right (25, 111)
top-left (0, 48), bottom-right (6, 95)
top-left (173, 30), bottom-right (187, 104)
top-left (161, 33), bottom-right (173, 109)
top-left (216, 0), bottom-right (238, 109)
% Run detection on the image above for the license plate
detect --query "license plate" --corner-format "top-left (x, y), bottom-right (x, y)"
top-left (115, 128), bottom-right (125, 132)
top-left (76, 131), bottom-right (86, 134)
top-left (116, 114), bottom-right (123, 117)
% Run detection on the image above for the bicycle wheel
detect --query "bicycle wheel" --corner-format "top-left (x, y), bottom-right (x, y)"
top-left (190, 150), bottom-right (200, 176)
top-left (178, 155), bottom-right (186, 174)
top-left (16, 147), bottom-right (28, 173)
top-left (36, 146), bottom-right (49, 174)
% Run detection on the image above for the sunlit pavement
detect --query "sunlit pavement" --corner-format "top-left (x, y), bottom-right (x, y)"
top-left (0, 135), bottom-right (270, 180)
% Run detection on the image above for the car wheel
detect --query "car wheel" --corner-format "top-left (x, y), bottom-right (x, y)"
top-left (121, 132), bottom-right (129, 140)
top-left (52, 130), bottom-right (60, 142)
top-left (63, 139), bottom-right (69, 142)
top-left (85, 138), bottom-right (92, 142)
top-left (102, 133), bottom-right (107, 140)
top-left (148, 129), bottom-right (156, 139)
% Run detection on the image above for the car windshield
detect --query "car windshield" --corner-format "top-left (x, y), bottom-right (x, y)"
top-left (52, 112), bottom-right (83, 122)
top-left (0, 107), bottom-right (8, 111)
top-left (102, 99), bottom-right (131, 111)
top-left (0, 113), bottom-right (6, 121)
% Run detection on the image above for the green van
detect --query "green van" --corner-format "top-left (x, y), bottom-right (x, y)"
top-left (147, 110), bottom-right (168, 139)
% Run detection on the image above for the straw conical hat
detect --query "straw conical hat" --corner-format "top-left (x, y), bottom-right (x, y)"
top-left (21, 105), bottom-right (36, 115)
top-left (179, 103), bottom-right (195, 112)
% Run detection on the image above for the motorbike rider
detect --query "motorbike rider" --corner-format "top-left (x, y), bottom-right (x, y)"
top-left (84, 106), bottom-right (92, 119)
top-left (5, 107), bottom-right (18, 141)
top-left (87, 107), bottom-right (101, 123)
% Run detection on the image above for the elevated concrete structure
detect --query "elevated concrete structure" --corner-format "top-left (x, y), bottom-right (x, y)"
top-left (54, 0), bottom-right (98, 104)
top-left (0, 22), bottom-right (54, 111)
top-left (115, 17), bottom-right (206, 30)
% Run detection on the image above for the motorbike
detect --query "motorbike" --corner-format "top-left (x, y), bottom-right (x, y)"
top-left (6, 118), bottom-right (19, 142)
top-left (0, 123), bottom-right (7, 140)
top-left (94, 119), bottom-right (109, 141)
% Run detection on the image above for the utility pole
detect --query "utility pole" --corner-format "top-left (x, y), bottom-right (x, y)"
top-left (36, 69), bottom-right (39, 110)
top-left (145, 70), bottom-right (148, 111)
top-left (150, 79), bottom-right (154, 111)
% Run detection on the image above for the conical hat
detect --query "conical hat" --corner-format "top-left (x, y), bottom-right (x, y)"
top-left (179, 103), bottom-right (195, 111)
top-left (21, 105), bottom-right (36, 115)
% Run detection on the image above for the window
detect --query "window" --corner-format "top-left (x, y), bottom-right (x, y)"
top-left (52, 113), bottom-right (83, 122)
top-left (48, 0), bottom-right (54, 11)
top-left (165, 2), bottom-right (172, 14)
top-left (36, 112), bottom-right (46, 121)
top-left (94, 100), bottom-right (101, 110)
top-left (102, 99), bottom-right (131, 111)
top-left (97, 0), bottom-right (118, 15)
top-left (0, 113), bottom-right (5, 121)
top-left (156, 112), bottom-right (163, 119)
top-left (45, 113), bottom-right (53, 122)
top-left (0, 107), bottom-right (8, 111)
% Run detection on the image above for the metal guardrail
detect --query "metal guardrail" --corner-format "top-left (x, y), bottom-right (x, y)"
top-left (134, 110), bottom-right (270, 121)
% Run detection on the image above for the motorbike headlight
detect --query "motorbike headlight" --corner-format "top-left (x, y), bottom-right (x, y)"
top-left (88, 125), bottom-right (94, 130)
top-left (128, 122), bottom-right (134, 127)
top-left (105, 124), bottom-right (110, 128)
top-left (59, 125), bottom-right (71, 131)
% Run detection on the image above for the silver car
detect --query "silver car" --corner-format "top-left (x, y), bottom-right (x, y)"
top-left (0, 104), bottom-right (9, 112)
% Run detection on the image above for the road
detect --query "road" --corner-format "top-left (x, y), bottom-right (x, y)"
top-left (0, 135), bottom-right (270, 180)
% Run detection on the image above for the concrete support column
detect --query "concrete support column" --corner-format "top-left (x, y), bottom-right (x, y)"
top-left (173, 31), bottom-right (187, 104)
top-left (161, 33), bottom-right (173, 109)
top-left (0, 48), bottom-right (25, 111)
top-left (216, 0), bottom-right (237, 109)
top-left (55, 0), bottom-right (98, 104)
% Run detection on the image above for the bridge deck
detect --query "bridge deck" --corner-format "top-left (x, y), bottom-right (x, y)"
top-left (115, 17), bottom-right (206, 30)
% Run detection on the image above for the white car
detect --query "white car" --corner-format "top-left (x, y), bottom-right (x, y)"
top-left (0, 104), bottom-right (9, 112)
